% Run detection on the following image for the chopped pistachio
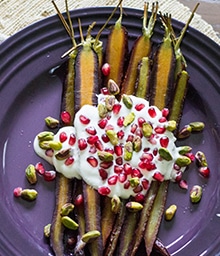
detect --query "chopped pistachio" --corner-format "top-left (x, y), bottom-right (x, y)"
top-left (105, 95), bottom-right (115, 111)
top-left (55, 148), bottom-right (71, 160)
top-left (44, 224), bottom-right (51, 238)
top-left (61, 216), bottom-right (79, 230)
top-left (175, 156), bottom-right (191, 167)
top-left (195, 151), bottom-right (208, 167)
top-left (122, 95), bottom-right (133, 109)
top-left (111, 195), bottom-right (121, 214)
top-left (178, 125), bottom-right (192, 139)
top-left (82, 230), bottom-right (101, 243)
top-left (48, 141), bottom-right (62, 150)
top-left (98, 151), bottom-right (114, 162)
top-left (124, 141), bottom-right (133, 161)
top-left (126, 201), bottom-right (143, 212)
top-left (133, 136), bottom-right (142, 152)
top-left (45, 116), bottom-right (59, 129)
top-left (189, 121), bottom-right (205, 132)
top-left (129, 177), bottom-right (140, 188)
top-left (190, 185), bottom-right (202, 203)
top-left (98, 103), bottom-right (108, 118)
top-left (37, 131), bottom-right (54, 142)
top-left (159, 147), bottom-right (173, 161)
top-left (123, 112), bottom-right (135, 127)
top-left (25, 164), bottom-right (37, 184)
top-left (21, 189), bottom-right (38, 201)
top-left (166, 120), bottom-right (177, 132)
top-left (142, 122), bottom-right (153, 137)
top-left (165, 204), bottom-right (177, 221)
top-left (178, 146), bottom-right (192, 155)
top-left (106, 130), bottom-right (118, 146)
top-left (107, 79), bottom-right (120, 95)
top-left (60, 203), bottom-right (75, 216)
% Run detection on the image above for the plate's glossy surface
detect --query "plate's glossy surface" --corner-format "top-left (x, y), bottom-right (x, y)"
top-left (0, 7), bottom-right (220, 256)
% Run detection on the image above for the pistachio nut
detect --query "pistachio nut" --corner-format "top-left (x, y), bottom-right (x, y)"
top-left (129, 177), bottom-right (140, 188)
top-left (190, 185), bottom-right (202, 203)
top-left (48, 141), bottom-right (62, 150)
top-left (122, 95), bottom-right (133, 109)
top-left (166, 120), bottom-right (177, 132)
top-left (126, 201), bottom-right (143, 212)
top-left (60, 203), bottom-right (75, 216)
top-left (107, 79), bottom-right (120, 95)
top-left (124, 141), bottom-right (133, 161)
top-left (105, 95), bottom-right (115, 111)
top-left (195, 151), bottom-right (208, 167)
top-left (55, 148), bottom-right (71, 160)
top-left (44, 223), bottom-right (51, 238)
top-left (142, 122), bottom-right (153, 138)
top-left (165, 204), bottom-right (177, 221)
top-left (189, 121), bottom-right (205, 132)
top-left (82, 230), bottom-right (101, 243)
top-left (39, 141), bottom-right (51, 150)
top-left (37, 131), bottom-right (54, 142)
top-left (111, 195), bottom-right (121, 214)
top-left (133, 136), bottom-right (142, 152)
top-left (106, 130), bottom-right (118, 146)
top-left (21, 189), bottom-right (38, 201)
top-left (123, 112), bottom-right (135, 127)
top-left (175, 155), bottom-right (191, 167)
top-left (178, 146), bottom-right (192, 155)
top-left (45, 116), bottom-right (59, 129)
top-left (25, 164), bottom-right (37, 184)
top-left (178, 125), bottom-right (192, 139)
top-left (98, 103), bottom-right (108, 118)
top-left (98, 151), bottom-right (114, 162)
top-left (61, 216), bottom-right (79, 230)
top-left (159, 147), bottom-right (173, 161)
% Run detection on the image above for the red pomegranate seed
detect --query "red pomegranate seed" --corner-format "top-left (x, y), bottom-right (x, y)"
top-left (153, 172), bottom-right (164, 182)
top-left (78, 138), bottom-right (87, 150)
top-left (105, 124), bottom-right (114, 131)
top-left (13, 187), bottom-right (22, 197)
top-left (116, 157), bottom-right (123, 165)
top-left (117, 130), bottom-right (125, 140)
top-left (154, 126), bottom-right (166, 134)
top-left (61, 111), bottom-right (71, 124)
top-left (126, 134), bottom-right (134, 142)
top-left (148, 107), bottom-right (157, 118)
top-left (105, 148), bottom-right (114, 154)
top-left (87, 135), bottom-right (99, 145)
top-left (135, 128), bottom-right (143, 138)
top-left (132, 168), bottom-right (143, 178)
top-left (101, 87), bottom-right (109, 95)
top-left (108, 175), bottom-right (118, 185)
top-left (118, 173), bottom-right (127, 183)
top-left (140, 153), bottom-right (153, 161)
top-left (112, 103), bottom-right (122, 114)
top-left (174, 163), bottom-right (181, 170)
top-left (145, 161), bottom-right (156, 171)
top-left (89, 145), bottom-right (97, 154)
top-left (135, 103), bottom-right (145, 111)
top-left (95, 140), bottom-right (104, 151)
top-left (74, 194), bottom-right (84, 206)
top-left (69, 133), bottom-right (76, 146)
top-left (114, 165), bottom-right (123, 174)
top-left (160, 136), bottom-right (169, 148)
top-left (101, 134), bottom-right (110, 143)
top-left (162, 108), bottom-right (169, 117)
top-left (149, 134), bottom-right (157, 145)
top-left (100, 161), bottom-right (113, 169)
top-left (142, 178), bottom-right (150, 190)
top-left (134, 193), bottom-right (145, 202)
top-left (159, 117), bottom-right (167, 123)
top-left (185, 152), bottom-right (195, 162)
top-left (133, 185), bottom-right (143, 193)
top-left (117, 116), bottom-right (124, 127)
top-left (98, 118), bottom-right (108, 129)
top-left (44, 170), bottom-right (56, 181)
top-left (85, 126), bottom-right (97, 135)
top-left (138, 161), bottom-right (146, 169)
top-left (87, 156), bottom-right (98, 167)
top-left (59, 131), bottom-right (68, 143)
top-left (174, 171), bottom-right (182, 182)
top-left (35, 162), bottom-right (45, 175)
top-left (98, 186), bottom-right (111, 196)
top-left (65, 157), bottom-right (74, 166)
top-left (179, 179), bottom-right (188, 190)
top-left (124, 163), bottom-right (132, 175)
top-left (114, 145), bottom-right (123, 156)
top-left (153, 148), bottom-right (158, 156)
top-left (130, 123), bottom-right (138, 133)
top-left (198, 166), bottom-right (210, 178)
top-left (99, 168), bottom-right (108, 180)
top-left (124, 180), bottom-right (130, 189)
top-left (79, 115), bottom-right (90, 125)
top-left (138, 117), bottom-right (146, 128)
top-left (102, 63), bottom-right (110, 76)
top-left (45, 148), bottom-right (54, 157)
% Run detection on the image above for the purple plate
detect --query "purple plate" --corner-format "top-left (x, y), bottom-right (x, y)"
top-left (0, 7), bottom-right (220, 256)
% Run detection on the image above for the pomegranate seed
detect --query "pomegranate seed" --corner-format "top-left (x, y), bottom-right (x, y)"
top-left (153, 148), bottom-right (158, 156)
top-left (124, 181), bottom-right (130, 189)
top-left (112, 104), bottom-right (121, 114)
top-left (198, 166), bottom-right (210, 178)
top-left (132, 168), bottom-right (143, 178)
top-left (124, 163), bottom-right (132, 175)
top-left (185, 152), bottom-right (195, 162)
top-left (133, 185), bottom-right (143, 193)
top-left (174, 171), bottom-right (182, 182)
top-left (99, 168), bottom-right (108, 180)
top-left (100, 161), bottom-right (113, 169)
top-left (78, 138), bottom-right (87, 150)
top-left (44, 170), bottom-right (56, 181)
top-left (117, 130), bottom-right (125, 140)
top-left (162, 108), bottom-right (169, 117)
top-left (13, 187), bottom-right (22, 197)
top-left (87, 135), bottom-right (99, 145)
top-left (149, 134), bottom-right (157, 145)
top-left (105, 124), bottom-right (114, 131)
top-left (69, 133), bottom-right (76, 146)
top-left (74, 194), bottom-right (84, 206)
top-left (61, 111), bottom-right (71, 124)
top-left (108, 175), bottom-right (118, 185)
top-left (160, 136), bottom-right (169, 148)
top-left (59, 131), bottom-right (68, 143)
top-left (126, 134), bottom-right (134, 142)
top-left (179, 179), bottom-right (188, 190)
top-left (135, 103), bottom-right (145, 111)
top-left (98, 118), bottom-right (108, 129)
top-left (130, 123), bottom-right (138, 133)
top-left (142, 178), bottom-right (150, 190)
top-left (145, 161), bottom-right (156, 171)
top-left (174, 163), bottom-right (181, 170)
top-left (138, 117), bottom-right (146, 128)
top-left (134, 193), bottom-right (145, 203)
top-left (159, 117), bottom-right (167, 123)
top-left (118, 173), bottom-right (127, 183)
top-left (79, 115), bottom-right (90, 125)
top-left (45, 148), bottom-right (54, 157)
top-left (135, 128), bottom-right (143, 138)
top-left (101, 87), bottom-right (109, 95)
top-left (114, 165), bottom-right (123, 174)
top-left (116, 157), bottom-right (123, 165)
top-left (89, 145), bottom-right (97, 154)
top-left (65, 157), bottom-right (74, 166)
top-left (95, 140), bottom-right (104, 151)
top-left (138, 161), bottom-right (146, 169)
top-left (85, 126), bottom-right (97, 135)
top-left (154, 126), bottom-right (166, 134)
top-left (102, 63), bottom-right (110, 76)
top-left (98, 186), bottom-right (111, 196)
top-left (153, 172), bottom-right (164, 182)
top-left (114, 145), bottom-right (123, 156)
top-left (117, 116), bottom-right (124, 127)
top-left (101, 134), bottom-right (110, 143)
top-left (140, 153), bottom-right (153, 161)
top-left (144, 147), bottom-right (150, 152)
top-left (148, 107), bottom-right (157, 118)
top-left (35, 162), bottom-right (45, 175)
top-left (105, 148), bottom-right (114, 154)
top-left (87, 156), bottom-right (98, 167)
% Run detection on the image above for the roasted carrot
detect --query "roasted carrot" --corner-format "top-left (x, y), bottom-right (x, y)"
top-left (121, 2), bottom-right (158, 95)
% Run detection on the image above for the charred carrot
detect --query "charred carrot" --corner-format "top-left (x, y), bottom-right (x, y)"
top-left (121, 2), bottom-right (158, 95)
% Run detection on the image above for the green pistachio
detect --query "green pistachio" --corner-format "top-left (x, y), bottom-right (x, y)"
top-left (60, 203), bottom-right (75, 216)
top-left (107, 79), bottom-right (120, 95)
top-left (82, 230), bottom-right (101, 243)
top-left (190, 185), bottom-right (202, 203)
top-left (178, 146), bottom-right (192, 155)
top-left (195, 151), bottom-right (208, 167)
top-left (165, 204), bottom-right (177, 221)
top-left (178, 125), bottom-right (192, 139)
top-left (111, 195), bottom-right (121, 214)
top-left (123, 112), bottom-right (135, 127)
top-left (25, 164), bottom-right (37, 184)
top-left (124, 141), bottom-right (133, 161)
top-left (98, 151), bottom-right (114, 162)
top-left (133, 136), bottom-right (142, 152)
top-left (175, 156), bottom-right (191, 167)
top-left (106, 130), bottom-right (118, 146)
top-left (37, 131), bottom-right (54, 142)
top-left (61, 216), bottom-right (79, 230)
top-left (159, 147), bottom-right (173, 161)
top-left (98, 103), bottom-right (108, 118)
top-left (122, 95), bottom-right (133, 109)
top-left (21, 189), bottom-right (38, 201)
top-left (45, 116), bottom-right (59, 129)
top-left (189, 121), bottom-right (205, 132)
top-left (142, 122), bottom-right (153, 138)
top-left (48, 141), bottom-right (62, 150)
top-left (126, 201), bottom-right (143, 212)
top-left (105, 95), bottom-right (115, 111)
top-left (129, 177), bottom-right (140, 188)
top-left (166, 120), bottom-right (177, 132)
top-left (39, 141), bottom-right (51, 150)
top-left (55, 148), bottom-right (71, 160)
top-left (44, 224), bottom-right (51, 238)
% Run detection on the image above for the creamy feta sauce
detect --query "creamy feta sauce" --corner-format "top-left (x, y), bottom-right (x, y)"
top-left (34, 94), bottom-right (186, 199)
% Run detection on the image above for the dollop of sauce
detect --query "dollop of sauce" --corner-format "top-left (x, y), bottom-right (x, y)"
top-left (34, 94), bottom-right (186, 198)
